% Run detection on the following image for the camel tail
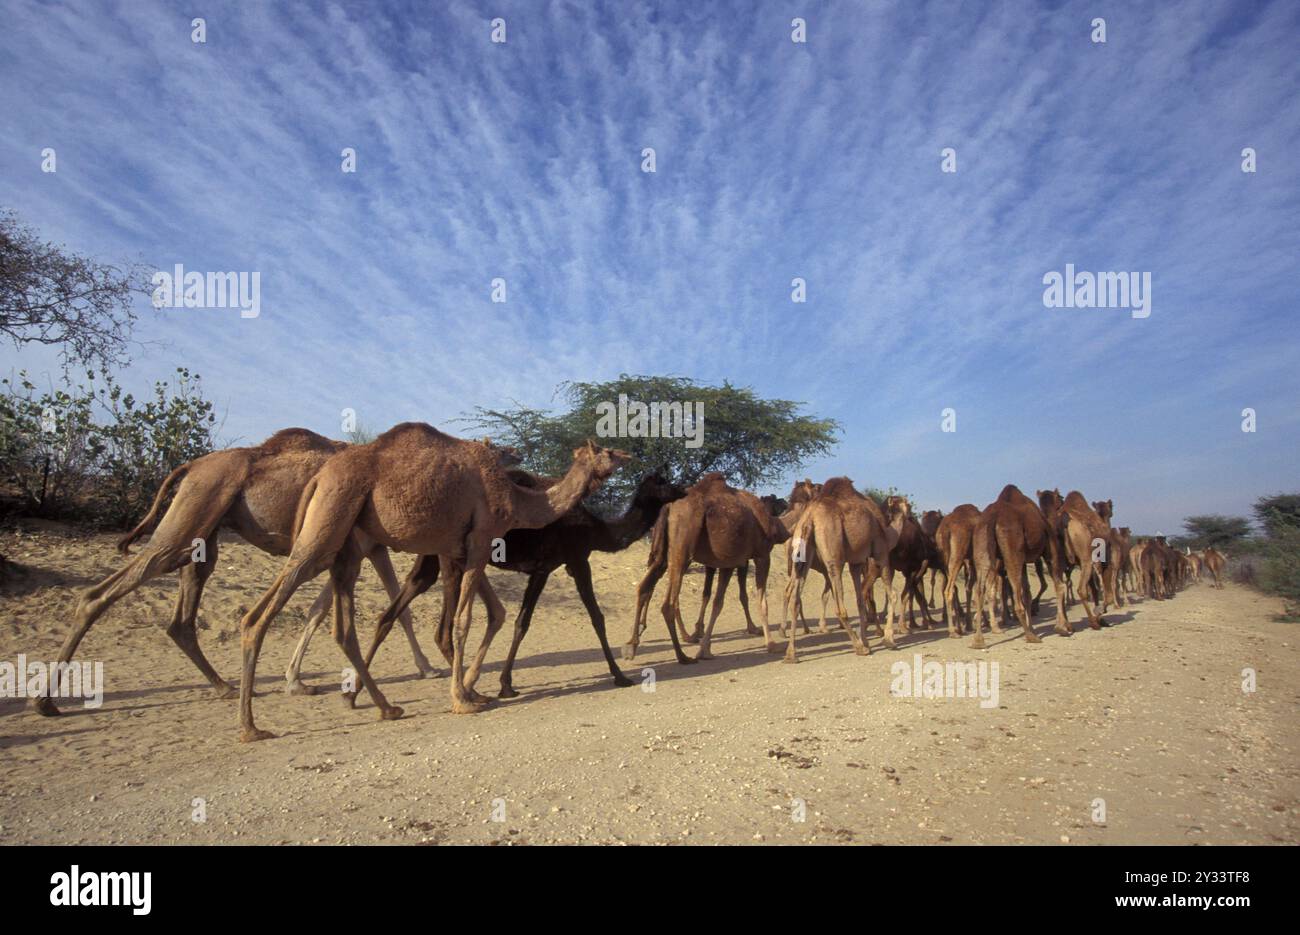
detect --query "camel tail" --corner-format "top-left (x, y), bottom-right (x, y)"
top-left (291, 476), bottom-right (319, 549)
top-left (116, 462), bottom-right (190, 554)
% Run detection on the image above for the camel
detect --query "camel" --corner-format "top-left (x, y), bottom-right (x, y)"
top-left (934, 504), bottom-right (981, 637)
top-left (1183, 547), bottom-right (1202, 583)
top-left (783, 477), bottom-right (904, 662)
top-left (30, 428), bottom-right (456, 716)
top-left (689, 494), bottom-right (790, 641)
top-left (1058, 491), bottom-right (1115, 627)
top-left (233, 424), bottom-right (629, 741)
top-left (624, 473), bottom-right (788, 663)
top-left (920, 509), bottom-right (944, 605)
top-left (1202, 547), bottom-right (1226, 589)
top-left (304, 471), bottom-right (686, 700)
top-left (884, 496), bottom-right (937, 629)
top-left (970, 485), bottom-right (1069, 648)
top-left (1111, 526), bottom-right (1134, 598)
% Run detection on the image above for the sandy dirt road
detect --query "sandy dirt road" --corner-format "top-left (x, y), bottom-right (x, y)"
top-left (1, 523), bottom-right (1296, 845)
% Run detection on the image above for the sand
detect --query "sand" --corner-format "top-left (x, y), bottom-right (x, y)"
top-left (1, 521), bottom-right (1296, 845)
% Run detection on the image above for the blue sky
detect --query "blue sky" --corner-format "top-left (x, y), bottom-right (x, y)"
top-left (2, 0), bottom-right (1297, 533)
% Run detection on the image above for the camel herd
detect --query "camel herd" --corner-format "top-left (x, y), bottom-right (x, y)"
top-left (30, 424), bottom-right (1224, 742)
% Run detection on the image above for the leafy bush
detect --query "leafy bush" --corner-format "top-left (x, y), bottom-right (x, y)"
top-left (0, 367), bottom-right (216, 526)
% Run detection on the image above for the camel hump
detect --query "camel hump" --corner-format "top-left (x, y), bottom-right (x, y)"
top-left (374, 422), bottom-right (459, 447)
top-left (819, 477), bottom-right (859, 500)
top-left (691, 472), bottom-right (730, 495)
top-left (995, 483), bottom-right (1024, 503)
top-left (1062, 491), bottom-right (1092, 514)
top-left (258, 427), bottom-right (339, 454)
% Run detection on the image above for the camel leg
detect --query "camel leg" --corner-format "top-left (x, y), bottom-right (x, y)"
top-left (363, 554), bottom-right (443, 671)
top-left (567, 557), bottom-right (633, 688)
top-left (1009, 564), bottom-right (1040, 644)
top-left (1075, 559), bottom-right (1104, 629)
top-left (463, 574), bottom-right (508, 696)
top-left (284, 581), bottom-right (334, 696)
top-left (624, 552), bottom-right (667, 661)
top-left (735, 565), bottom-right (760, 635)
top-left (1030, 558), bottom-right (1047, 615)
top-left (848, 564), bottom-right (868, 637)
top-left (33, 544), bottom-right (191, 715)
top-left (687, 566), bottom-right (713, 643)
top-left (326, 540), bottom-right (402, 721)
top-left (827, 561), bottom-right (869, 656)
top-left (659, 554), bottom-right (698, 667)
top-left (697, 567), bottom-right (731, 660)
top-left (751, 552), bottom-right (778, 653)
top-left (817, 576), bottom-right (831, 634)
top-left (447, 559), bottom-right (494, 713)
top-left (238, 556), bottom-right (325, 741)
top-left (368, 546), bottom-right (438, 677)
top-left (858, 560), bottom-right (882, 645)
top-left (783, 562), bottom-right (807, 663)
top-left (497, 570), bottom-right (549, 699)
top-left (166, 537), bottom-right (236, 698)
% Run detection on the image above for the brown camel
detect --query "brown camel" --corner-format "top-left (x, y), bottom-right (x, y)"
top-left (1183, 547), bottom-right (1202, 583)
top-left (935, 503), bottom-right (981, 637)
top-left (1058, 491), bottom-right (1115, 627)
top-left (970, 485), bottom-right (1069, 648)
top-left (885, 496), bottom-right (937, 629)
top-left (1111, 526), bottom-right (1134, 599)
top-left (783, 477), bottom-right (904, 662)
top-left (233, 424), bottom-right (629, 741)
top-left (1202, 547), bottom-right (1226, 588)
top-left (689, 494), bottom-right (790, 641)
top-left (31, 428), bottom-right (449, 716)
top-left (624, 473), bottom-right (788, 662)
top-left (778, 480), bottom-right (847, 637)
top-left (312, 471), bottom-right (686, 700)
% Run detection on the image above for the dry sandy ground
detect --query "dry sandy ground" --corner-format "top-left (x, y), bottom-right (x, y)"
top-left (1, 521), bottom-right (1296, 845)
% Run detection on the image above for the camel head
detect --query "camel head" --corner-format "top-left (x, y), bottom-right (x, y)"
top-left (787, 479), bottom-right (819, 505)
top-left (1118, 526), bottom-right (1131, 541)
top-left (920, 509), bottom-right (943, 535)
top-left (760, 494), bottom-right (789, 517)
top-left (884, 494), bottom-right (912, 522)
top-left (1036, 488), bottom-right (1064, 515)
top-left (1092, 499), bottom-right (1114, 523)
top-left (631, 472), bottom-right (687, 509)
top-left (572, 440), bottom-right (632, 492)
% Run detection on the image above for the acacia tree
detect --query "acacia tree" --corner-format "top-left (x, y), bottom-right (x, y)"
top-left (1182, 514), bottom-right (1252, 550)
top-left (0, 209), bottom-right (149, 369)
top-left (462, 374), bottom-right (839, 510)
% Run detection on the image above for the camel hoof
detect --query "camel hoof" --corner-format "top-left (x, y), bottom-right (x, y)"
top-left (948, 630), bottom-right (963, 639)
top-left (417, 666), bottom-right (444, 680)
top-left (1054, 624), bottom-right (1071, 637)
top-left (286, 681), bottom-right (320, 697)
top-left (745, 626), bottom-right (762, 636)
top-left (32, 696), bottom-right (61, 717)
top-left (212, 683), bottom-right (239, 700)
top-left (240, 727), bottom-right (277, 743)
top-left (766, 641), bottom-right (784, 654)
top-left (498, 685), bottom-right (520, 699)
top-left (682, 633), bottom-right (699, 645)
top-left (1025, 632), bottom-right (1042, 644)
top-left (854, 645), bottom-right (871, 656)
top-left (1089, 618), bottom-right (1103, 630)
top-left (340, 690), bottom-right (359, 709)
top-left (970, 637), bottom-right (986, 650)
top-left (695, 651), bottom-right (713, 661)
top-left (621, 643), bottom-right (638, 661)
top-left (782, 650), bottom-right (799, 664)
top-left (883, 638), bottom-right (897, 651)
top-left (451, 699), bottom-right (490, 715)
top-left (379, 705), bottom-right (404, 721)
